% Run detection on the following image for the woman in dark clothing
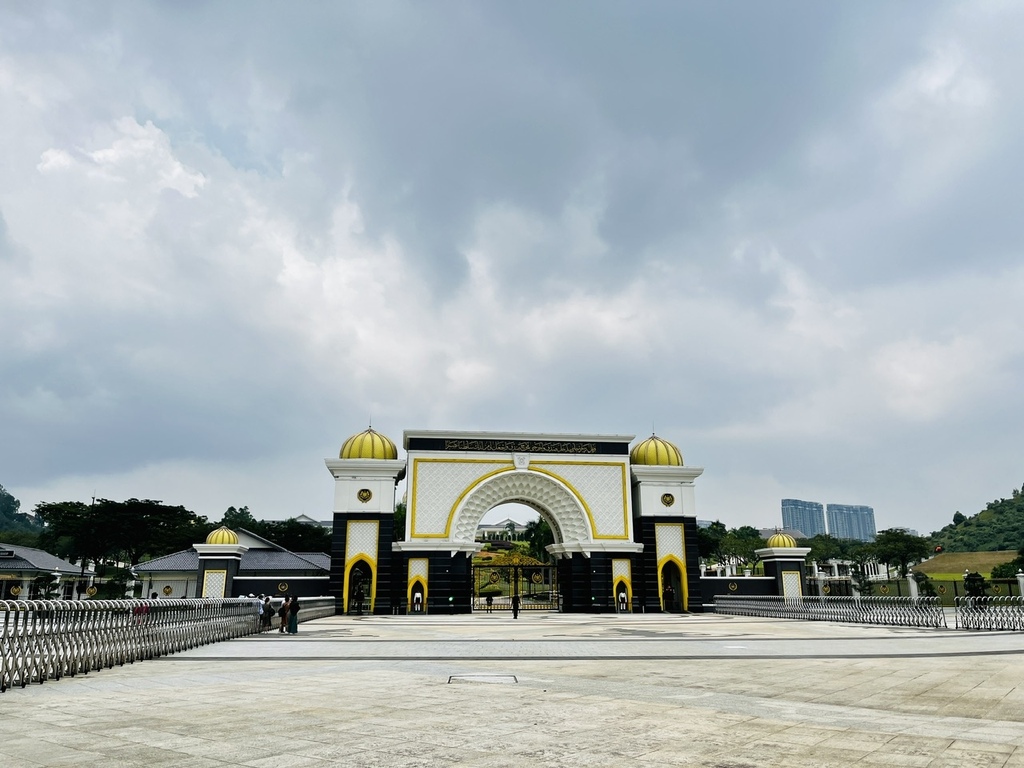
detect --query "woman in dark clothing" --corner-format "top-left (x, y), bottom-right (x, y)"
top-left (287, 595), bottom-right (300, 634)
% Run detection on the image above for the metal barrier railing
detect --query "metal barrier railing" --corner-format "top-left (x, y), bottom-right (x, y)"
top-left (0, 597), bottom-right (335, 693)
top-left (713, 595), bottom-right (947, 628)
top-left (955, 596), bottom-right (1024, 630)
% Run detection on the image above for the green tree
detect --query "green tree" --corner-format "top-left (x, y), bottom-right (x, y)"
top-left (805, 534), bottom-right (843, 568)
top-left (219, 505), bottom-right (258, 530)
top-left (991, 546), bottom-right (1024, 579)
top-left (393, 501), bottom-right (406, 542)
top-left (697, 521), bottom-right (727, 563)
top-left (36, 501), bottom-right (106, 563)
top-left (872, 529), bottom-right (929, 577)
top-left (257, 518), bottom-right (330, 554)
top-left (0, 483), bottom-right (43, 535)
top-left (103, 498), bottom-right (210, 565)
top-left (721, 526), bottom-right (766, 569)
top-left (952, 511), bottom-right (966, 525)
top-left (524, 517), bottom-right (553, 562)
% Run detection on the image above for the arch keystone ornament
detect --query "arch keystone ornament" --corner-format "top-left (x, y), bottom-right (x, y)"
top-left (326, 428), bottom-right (710, 614)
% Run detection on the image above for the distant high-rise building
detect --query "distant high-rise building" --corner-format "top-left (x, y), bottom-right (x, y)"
top-left (781, 499), bottom-right (826, 539)
top-left (826, 504), bottom-right (876, 542)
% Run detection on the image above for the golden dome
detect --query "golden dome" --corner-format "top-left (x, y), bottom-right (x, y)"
top-left (766, 532), bottom-right (798, 548)
top-left (206, 526), bottom-right (239, 545)
top-left (340, 427), bottom-right (398, 460)
top-left (630, 434), bottom-right (683, 466)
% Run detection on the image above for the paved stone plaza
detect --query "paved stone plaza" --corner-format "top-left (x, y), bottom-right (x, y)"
top-left (3, 612), bottom-right (1024, 767)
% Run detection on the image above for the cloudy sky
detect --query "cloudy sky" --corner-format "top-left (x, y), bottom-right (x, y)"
top-left (2, 3), bottom-right (1022, 536)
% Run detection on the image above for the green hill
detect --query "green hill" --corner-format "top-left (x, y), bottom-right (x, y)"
top-left (930, 484), bottom-right (1024, 553)
top-left (0, 483), bottom-right (42, 534)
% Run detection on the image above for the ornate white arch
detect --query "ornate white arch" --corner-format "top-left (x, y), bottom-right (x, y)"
top-left (451, 470), bottom-right (592, 546)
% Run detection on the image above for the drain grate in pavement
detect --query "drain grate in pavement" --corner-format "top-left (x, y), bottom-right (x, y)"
top-left (448, 674), bottom-right (518, 684)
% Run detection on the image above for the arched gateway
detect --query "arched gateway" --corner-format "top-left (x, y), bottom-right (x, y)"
top-left (326, 429), bottom-right (704, 614)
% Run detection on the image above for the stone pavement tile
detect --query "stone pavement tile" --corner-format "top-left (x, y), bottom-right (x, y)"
top-left (241, 755), bottom-right (335, 768)
top-left (926, 759), bottom-right (1008, 768)
top-left (858, 749), bottom-right (936, 767)
top-left (947, 738), bottom-right (1016, 755)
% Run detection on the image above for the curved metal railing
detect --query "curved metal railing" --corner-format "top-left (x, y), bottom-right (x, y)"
top-left (0, 597), bottom-right (335, 693)
top-left (955, 596), bottom-right (1024, 630)
top-left (713, 595), bottom-right (947, 628)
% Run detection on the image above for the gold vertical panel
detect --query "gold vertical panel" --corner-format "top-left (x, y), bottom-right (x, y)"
top-left (782, 571), bottom-right (803, 600)
top-left (654, 523), bottom-right (689, 612)
top-left (612, 558), bottom-right (632, 610)
top-left (408, 558), bottom-right (429, 608)
top-left (202, 570), bottom-right (227, 598)
top-left (344, 520), bottom-right (380, 613)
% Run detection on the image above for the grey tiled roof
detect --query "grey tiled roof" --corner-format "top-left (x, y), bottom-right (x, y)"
top-left (0, 543), bottom-right (92, 575)
top-left (238, 549), bottom-right (326, 573)
top-left (136, 547), bottom-right (328, 575)
top-left (136, 550), bottom-right (199, 572)
top-left (296, 552), bottom-right (331, 569)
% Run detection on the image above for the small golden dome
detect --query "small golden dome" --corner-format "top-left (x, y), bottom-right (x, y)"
top-left (630, 434), bottom-right (683, 466)
top-left (766, 532), bottom-right (798, 548)
top-left (340, 427), bottom-right (398, 460)
top-left (206, 526), bottom-right (239, 545)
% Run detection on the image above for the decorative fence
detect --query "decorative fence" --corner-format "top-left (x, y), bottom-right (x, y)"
top-left (1, 597), bottom-right (335, 693)
top-left (954, 596), bottom-right (1024, 631)
top-left (714, 595), bottom-right (947, 628)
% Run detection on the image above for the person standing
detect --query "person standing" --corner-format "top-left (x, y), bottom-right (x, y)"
top-left (277, 596), bottom-right (290, 633)
top-left (261, 596), bottom-right (273, 632)
top-left (287, 595), bottom-right (300, 634)
top-left (511, 593), bottom-right (520, 620)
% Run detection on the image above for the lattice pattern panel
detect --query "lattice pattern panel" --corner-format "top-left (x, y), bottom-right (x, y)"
top-left (612, 559), bottom-right (631, 582)
top-left (408, 558), bottom-right (429, 582)
top-left (202, 570), bottom-right (226, 598)
top-left (452, 470), bottom-right (591, 543)
top-left (534, 462), bottom-right (629, 538)
top-left (411, 460), bottom-right (511, 535)
top-left (782, 571), bottom-right (803, 600)
top-left (346, 521), bottom-right (379, 562)
top-left (655, 524), bottom-right (685, 562)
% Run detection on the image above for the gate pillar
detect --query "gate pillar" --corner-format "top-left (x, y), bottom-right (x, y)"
top-left (630, 435), bottom-right (705, 612)
top-left (326, 428), bottom-right (406, 615)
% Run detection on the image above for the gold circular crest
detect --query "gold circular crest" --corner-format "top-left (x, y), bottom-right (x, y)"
top-left (728, 582), bottom-right (738, 591)
top-left (162, 585), bottom-right (173, 596)
top-left (357, 488), bottom-right (373, 503)
top-left (661, 493), bottom-right (675, 507)
top-left (10, 585), bottom-right (21, 596)
top-left (938, 584), bottom-right (947, 594)
top-left (879, 584), bottom-right (890, 594)
top-left (278, 582), bottom-right (289, 593)
top-left (823, 584), bottom-right (831, 595)
top-left (86, 586), bottom-right (97, 597)
top-left (993, 584), bottom-right (1002, 594)
top-left (488, 572), bottom-right (500, 584)
top-left (532, 572), bottom-right (543, 584)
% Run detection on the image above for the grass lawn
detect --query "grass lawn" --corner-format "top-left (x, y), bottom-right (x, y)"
top-left (913, 551), bottom-right (1016, 578)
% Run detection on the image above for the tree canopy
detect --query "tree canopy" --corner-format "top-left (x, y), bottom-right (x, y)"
top-left (37, 498), bottom-right (213, 566)
top-left (872, 528), bottom-right (930, 577)
top-left (0, 483), bottom-right (43, 537)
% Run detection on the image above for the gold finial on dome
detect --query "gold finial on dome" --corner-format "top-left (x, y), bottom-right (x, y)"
top-left (206, 526), bottom-right (239, 545)
top-left (766, 531), bottom-right (798, 548)
top-left (340, 427), bottom-right (398, 460)
top-left (630, 434), bottom-right (683, 466)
